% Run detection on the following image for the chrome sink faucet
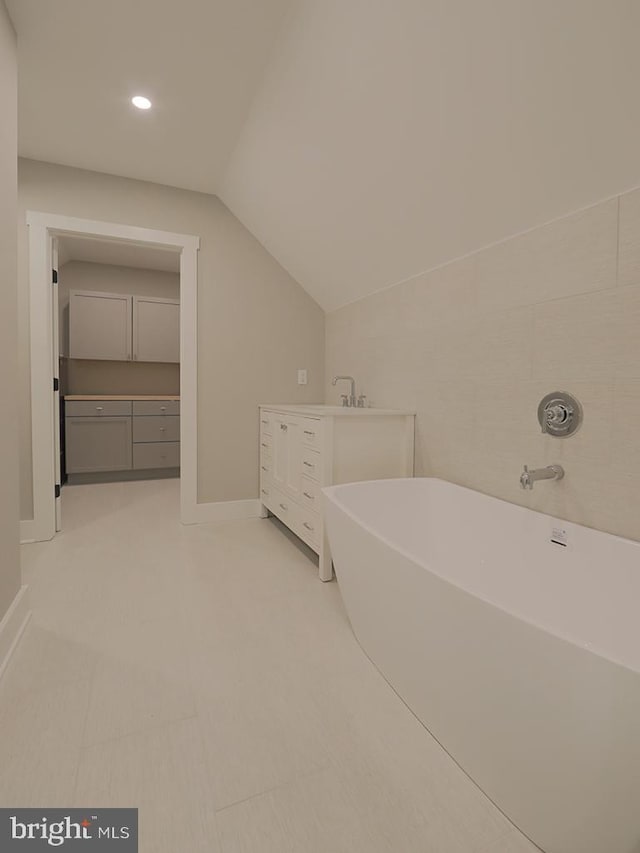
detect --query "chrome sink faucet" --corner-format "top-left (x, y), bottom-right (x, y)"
top-left (332, 375), bottom-right (357, 407)
top-left (520, 464), bottom-right (565, 490)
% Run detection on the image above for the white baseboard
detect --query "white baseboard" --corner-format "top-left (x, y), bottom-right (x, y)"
top-left (183, 498), bottom-right (262, 525)
top-left (0, 586), bottom-right (31, 683)
top-left (20, 519), bottom-right (36, 544)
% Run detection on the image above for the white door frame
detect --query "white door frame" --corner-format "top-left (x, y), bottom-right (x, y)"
top-left (26, 211), bottom-right (200, 542)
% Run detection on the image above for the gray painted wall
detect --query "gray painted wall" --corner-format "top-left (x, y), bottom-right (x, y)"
top-left (0, 1), bottom-right (21, 618)
top-left (18, 159), bottom-right (325, 518)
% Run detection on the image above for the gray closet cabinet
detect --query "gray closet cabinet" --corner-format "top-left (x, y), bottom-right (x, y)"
top-left (65, 401), bottom-right (133, 473)
top-left (69, 290), bottom-right (179, 363)
top-left (133, 297), bottom-right (180, 363)
top-left (65, 398), bottom-right (180, 481)
top-left (69, 291), bottom-right (132, 361)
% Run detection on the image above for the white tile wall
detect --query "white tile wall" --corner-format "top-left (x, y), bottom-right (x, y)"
top-left (326, 189), bottom-right (640, 541)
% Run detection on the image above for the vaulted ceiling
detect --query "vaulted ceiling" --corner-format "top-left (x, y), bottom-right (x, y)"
top-left (8, 1), bottom-right (640, 311)
top-left (6, 0), bottom-right (292, 193)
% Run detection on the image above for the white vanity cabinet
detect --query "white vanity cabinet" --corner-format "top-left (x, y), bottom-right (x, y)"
top-left (259, 405), bottom-right (415, 581)
top-left (69, 290), bottom-right (179, 363)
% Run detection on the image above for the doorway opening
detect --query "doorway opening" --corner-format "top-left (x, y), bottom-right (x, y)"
top-left (25, 212), bottom-right (199, 542)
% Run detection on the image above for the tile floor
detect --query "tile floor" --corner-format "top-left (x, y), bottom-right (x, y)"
top-left (2, 479), bottom-right (541, 852)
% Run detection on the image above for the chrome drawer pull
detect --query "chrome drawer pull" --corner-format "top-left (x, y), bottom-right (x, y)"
top-left (303, 491), bottom-right (314, 500)
top-left (279, 502), bottom-right (288, 511)
top-left (95, 406), bottom-right (103, 412)
top-left (160, 427), bottom-right (166, 432)
top-left (160, 406), bottom-right (167, 411)
top-left (303, 522), bottom-right (314, 531)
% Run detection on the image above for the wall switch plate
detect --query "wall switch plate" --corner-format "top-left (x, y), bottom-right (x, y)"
top-left (297, 369), bottom-right (308, 385)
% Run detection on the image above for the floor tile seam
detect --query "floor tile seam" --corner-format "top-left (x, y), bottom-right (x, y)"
top-left (212, 761), bottom-right (333, 816)
top-left (0, 671), bottom-right (96, 713)
top-left (80, 710), bottom-right (199, 753)
top-left (71, 674), bottom-right (96, 806)
top-left (472, 829), bottom-right (510, 853)
top-left (480, 824), bottom-right (543, 853)
top-left (321, 754), bottom-right (508, 853)
top-left (320, 732), bottom-right (518, 843)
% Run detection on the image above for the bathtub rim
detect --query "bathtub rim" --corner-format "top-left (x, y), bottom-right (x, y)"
top-left (323, 476), bottom-right (640, 676)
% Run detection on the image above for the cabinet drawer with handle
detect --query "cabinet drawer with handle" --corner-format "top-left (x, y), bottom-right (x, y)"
top-left (263, 485), bottom-right (296, 526)
top-left (133, 441), bottom-right (180, 470)
top-left (259, 434), bottom-right (273, 460)
top-left (65, 400), bottom-right (132, 417)
top-left (300, 476), bottom-right (320, 512)
top-left (133, 400), bottom-right (180, 416)
top-left (301, 418), bottom-right (323, 451)
top-left (260, 456), bottom-right (272, 479)
top-left (259, 411), bottom-right (273, 436)
top-left (260, 483), bottom-right (273, 504)
top-left (133, 415), bottom-right (180, 443)
top-left (300, 448), bottom-right (321, 482)
top-left (296, 508), bottom-right (320, 550)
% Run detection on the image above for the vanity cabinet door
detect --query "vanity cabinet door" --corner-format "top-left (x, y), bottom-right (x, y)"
top-left (272, 414), bottom-right (302, 500)
top-left (69, 291), bottom-right (132, 361)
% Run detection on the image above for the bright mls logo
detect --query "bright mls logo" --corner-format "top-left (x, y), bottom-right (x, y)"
top-left (0, 810), bottom-right (138, 850)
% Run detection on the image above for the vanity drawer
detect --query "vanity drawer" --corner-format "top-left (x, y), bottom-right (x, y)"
top-left (260, 456), bottom-right (273, 480)
top-left (65, 400), bottom-right (132, 417)
top-left (259, 410), bottom-right (273, 436)
top-left (300, 448), bottom-right (321, 482)
top-left (133, 400), bottom-right (180, 416)
top-left (301, 418), bottom-right (323, 451)
top-left (259, 481), bottom-right (275, 504)
top-left (259, 434), bottom-right (273, 459)
top-left (296, 506), bottom-right (320, 550)
top-left (263, 484), bottom-right (296, 526)
top-left (300, 476), bottom-right (321, 512)
top-left (133, 441), bottom-right (180, 469)
top-left (133, 415), bottom-right (180, 443)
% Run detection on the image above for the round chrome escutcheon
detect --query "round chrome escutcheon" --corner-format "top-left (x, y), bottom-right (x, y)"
top-left (537, 391), bottom-right (583, 438)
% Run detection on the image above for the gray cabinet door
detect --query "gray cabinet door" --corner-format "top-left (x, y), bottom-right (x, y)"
top-left (133, 297), bottom-right (179, 363)
top-left (65, 417), bottom-right (132, 473)
top-left (69, 291), bottom-right (132, 361)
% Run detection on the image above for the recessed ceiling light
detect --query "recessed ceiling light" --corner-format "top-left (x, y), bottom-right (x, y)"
top-left (131, 95), bottom-right (152, 110)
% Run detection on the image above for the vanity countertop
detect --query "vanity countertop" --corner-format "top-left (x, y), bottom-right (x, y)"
top-left (259, 404), bottom-right (415, 416)
top-left (64, 395), bottom-right (180, 401)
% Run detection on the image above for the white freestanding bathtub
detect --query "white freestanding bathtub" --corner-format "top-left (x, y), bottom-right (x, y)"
top-left (323, 478), bottom-right (640, 853)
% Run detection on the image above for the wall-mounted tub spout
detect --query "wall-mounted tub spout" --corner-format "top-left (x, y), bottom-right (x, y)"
top-left (520, 464), bottom-right (564, 490)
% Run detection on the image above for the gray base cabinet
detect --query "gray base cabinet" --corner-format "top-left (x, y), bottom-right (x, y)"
top-left (65, 398), bottom-right (179, 482)
top-left (65, 416), bottom-right (132, 473)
